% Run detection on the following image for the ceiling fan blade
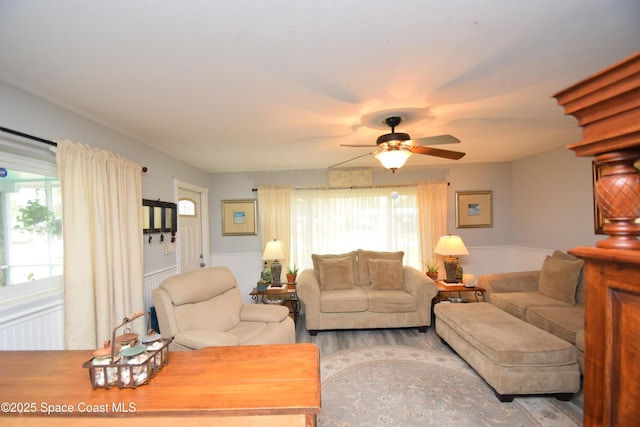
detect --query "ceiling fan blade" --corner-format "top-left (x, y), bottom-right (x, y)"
top-left (340, 143), bottom-right (378, 147)
top-left (328, 152), bottom-right (374, 168)
top-left (410, 134), bottom-right (460, 145)
top-left (411, 146), bottom-right (466, 160)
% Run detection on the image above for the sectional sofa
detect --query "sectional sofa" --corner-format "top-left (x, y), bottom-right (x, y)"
top-left (478, 250), bottom-right (585, 371)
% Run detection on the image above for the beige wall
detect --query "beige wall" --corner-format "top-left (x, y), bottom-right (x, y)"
top-left (208, 152), bottom-right (598, 256)
top-left (512, 146), bottom-right (599, 251)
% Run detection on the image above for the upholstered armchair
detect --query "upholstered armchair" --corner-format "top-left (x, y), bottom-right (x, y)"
top-left (153, 266), bottom-right (295, 350)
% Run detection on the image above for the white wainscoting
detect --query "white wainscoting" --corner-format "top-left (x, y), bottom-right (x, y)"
top-left (0, 292), bottom-right (64, 350)
top-left (461, 245), bottom-right (514, 278)
top-left (512, 246), bottom-right (554, 271)
top-left (0, 246), bottom-right (556, 350)
top-left (143, 266), bottom-right (178, 314)
top-left (461, 246), bottom-right (552, 279)
top-left (141, 256), bottom-right (262, 312)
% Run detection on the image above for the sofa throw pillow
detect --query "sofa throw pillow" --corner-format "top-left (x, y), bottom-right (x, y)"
top-left (551, 250), bottom-right (586, 304)
top-left (538, 253), bottom-right (584, 304)
top-left (312, 251), bottom-right (358, 286)
top-left (317, 256), bottom-right (357, 290)
top-left (368, 258), bottom-right (404, 290)
top-left (356, 249), bottom-right (404, 287)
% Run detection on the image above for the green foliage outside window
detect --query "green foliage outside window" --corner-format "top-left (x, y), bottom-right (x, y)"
top-left (14, 199), bottom-right (57, 235)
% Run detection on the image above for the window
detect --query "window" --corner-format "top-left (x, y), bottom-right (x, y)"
top-left (0, 150), bottom-right (62, 296)
top-left (290, 187), bottom-right (420, 269)
top-left (178, 198), bottom-right (196, 216)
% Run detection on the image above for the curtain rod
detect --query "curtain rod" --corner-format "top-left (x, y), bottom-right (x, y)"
top-left (1, 126), bottom-right (57, 147)
top-left (251, 182), bottom-right (449, 191)
top-left (1, 126), bottom-right (148, 173)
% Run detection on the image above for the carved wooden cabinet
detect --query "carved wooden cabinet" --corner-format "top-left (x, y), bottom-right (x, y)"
top-left (554, 52), bottom-right (640, 426)
top-left (568, 247), bottom-right (640, 425)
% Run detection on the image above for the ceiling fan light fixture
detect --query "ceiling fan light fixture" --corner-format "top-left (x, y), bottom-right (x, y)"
top-left (375, 149), bottom-right (412, 170)
top-left (332, 114), bottom-right (465, 169)
top-left (376, 132), bottom-right (410, 145)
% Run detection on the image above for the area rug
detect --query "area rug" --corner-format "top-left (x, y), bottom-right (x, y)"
top-left (319, 346), bottom-right (582, 427)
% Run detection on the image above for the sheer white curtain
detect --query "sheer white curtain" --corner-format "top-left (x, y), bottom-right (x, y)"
top-left (291, 187), bottom-right (420, 270)
top-left (257, 186), bottom-right (292, 277)
top-left (57, 140), bottom-right (143, 349)
top-left (417, 181), bottom-right (448, 276)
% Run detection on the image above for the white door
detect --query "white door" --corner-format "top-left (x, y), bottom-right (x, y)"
top-left (176, 181), bottom-right (209, 273)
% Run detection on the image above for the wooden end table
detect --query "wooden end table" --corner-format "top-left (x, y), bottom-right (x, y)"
top-left (250, 284), bottom-right (299, 322)
top-left (436, 281), bottom-right (486, 303)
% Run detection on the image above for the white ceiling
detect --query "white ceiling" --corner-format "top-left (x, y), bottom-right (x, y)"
top-left (0, 1), bottom-right (638, 173)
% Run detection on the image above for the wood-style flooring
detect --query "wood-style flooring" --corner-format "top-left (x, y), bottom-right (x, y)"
top-left (294, 314), bottom-right (445, 358)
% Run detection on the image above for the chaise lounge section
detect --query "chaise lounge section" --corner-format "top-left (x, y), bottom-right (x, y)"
top-left (297, 249), bottom-right (438, 335)
top-left (435, 302), bottom-right (581, 402)
top-left (478, 250), bottom-right (585, 371)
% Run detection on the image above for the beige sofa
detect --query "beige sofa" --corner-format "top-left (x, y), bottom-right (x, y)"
top-left (297, 249), bottom-right (438, 335)
top-left (153, 266), bottom-right (295, 350)
top-left (478, 250), bottom-right (585, 371)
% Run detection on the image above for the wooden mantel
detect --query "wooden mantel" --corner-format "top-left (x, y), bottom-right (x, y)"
top-left (554, 52), bottom-right (640, 250)
top-left (554, 52), bottom-right (640, 157)
top-left (554, 52), bottom-right (640, 426)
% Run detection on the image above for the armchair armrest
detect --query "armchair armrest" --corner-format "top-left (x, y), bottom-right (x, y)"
top-left (240, 304), bottom-right (289, 322)
top-left (296, 269), bottom-right (320, 302)
top-left (296, 268), bottom-right (321, 326)
top-left (403, 266), bottom-right (438, 327)
top-left (403, 266), bottom-right (438, 300)
top-left (152, 287), bottom-right (179, 340)
top-left (175, 329), bottom-right (240, 349)
top-left (478, 270), bottom-right (540, 300)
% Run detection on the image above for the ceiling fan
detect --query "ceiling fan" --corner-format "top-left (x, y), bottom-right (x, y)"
top-left (330, 116), bottom-right (465, 172)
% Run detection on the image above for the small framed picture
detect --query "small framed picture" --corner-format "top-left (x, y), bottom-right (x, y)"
top-left (222, 199), bottom-right (257, 236)
top-left (456, 191), bottom-right (493, 228)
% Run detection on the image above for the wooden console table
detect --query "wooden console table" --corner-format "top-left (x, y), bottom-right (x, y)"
top-left (0, 343), bottom-right (321, 426)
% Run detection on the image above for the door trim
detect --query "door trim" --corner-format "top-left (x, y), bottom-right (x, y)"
top-left (173, 179), bottom-right (210, 274)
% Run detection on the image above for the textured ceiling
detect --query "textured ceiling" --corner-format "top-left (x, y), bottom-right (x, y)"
top-left (0, 0), bottom-right (638, 172)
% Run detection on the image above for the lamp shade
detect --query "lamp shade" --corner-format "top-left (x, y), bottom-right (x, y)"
top-left (262, 239), bottom-right (285, 260)
top-left (434, 235), bottom-right (469, 256)
top-left (375, 149), bottom-right (412, 170)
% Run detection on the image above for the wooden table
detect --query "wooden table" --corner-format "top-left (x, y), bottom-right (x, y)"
top-left (0, 343), bottom-right (321, 426)
top-left (436, 281), bottom-right (486, 302)
top-left (251, 284), bottom-right (299, 322)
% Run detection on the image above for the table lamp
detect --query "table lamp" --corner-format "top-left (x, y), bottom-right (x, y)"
top-left (262, 239), bottom-right (286, 286)
top-left (434, 235), bottom-right (469, 283)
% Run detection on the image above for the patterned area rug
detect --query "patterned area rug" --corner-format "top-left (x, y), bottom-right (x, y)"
top-left (320, 346), bottom-right (582, 427)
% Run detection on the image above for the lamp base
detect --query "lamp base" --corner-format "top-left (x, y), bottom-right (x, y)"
top-left (443, 256), bottom-right (460, 283)
top-left (270, 260), bottom-right (282, 286)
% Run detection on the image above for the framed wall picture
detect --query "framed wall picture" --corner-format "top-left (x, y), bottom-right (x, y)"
top-left (222, 199), bottom-right (257, 236)
top-left (456, 191), bottom-right (493, 228)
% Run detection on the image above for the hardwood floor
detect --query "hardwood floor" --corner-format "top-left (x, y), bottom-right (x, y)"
top-left (294, 314), bottom-right (446, 357)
